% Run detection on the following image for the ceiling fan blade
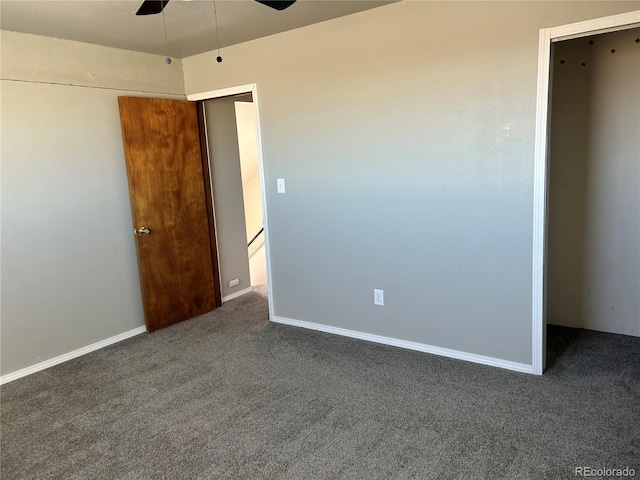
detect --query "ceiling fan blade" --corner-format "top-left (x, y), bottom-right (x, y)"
top-left (255, 0), bottom-right (297, 11)
top-left (136, 0), bottom-right (169, 16)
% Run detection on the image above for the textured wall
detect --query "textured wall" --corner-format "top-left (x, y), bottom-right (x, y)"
top-left (1, 32), bottom-right (185, 375)
top-left (1, 30), bottom-right (184, 94)
top-left (184, 2), bottom-right (639, 365)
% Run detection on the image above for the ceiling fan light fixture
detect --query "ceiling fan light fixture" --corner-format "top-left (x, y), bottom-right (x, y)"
top-left (255, 0), bottom-right (297, 11)
top-left (136, 0), bottom-right (296, 16)
top-left (136, 0), bottom-right (169, 16)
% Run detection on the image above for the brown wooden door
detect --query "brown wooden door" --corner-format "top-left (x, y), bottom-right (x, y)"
top-left (118, 97), bottom-right (221, 332)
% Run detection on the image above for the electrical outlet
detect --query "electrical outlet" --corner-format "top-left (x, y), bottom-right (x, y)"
top-left (228, 278), bottom-right (240, 288)
top-left (374, 289), bottom-right (384, 306)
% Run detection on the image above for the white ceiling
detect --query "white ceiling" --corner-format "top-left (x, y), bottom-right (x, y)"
top-left (0, 0), bottom-right (394, 58)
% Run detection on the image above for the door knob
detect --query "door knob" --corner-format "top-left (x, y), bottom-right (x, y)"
top-left (136, 227), bottom-right (151, 236)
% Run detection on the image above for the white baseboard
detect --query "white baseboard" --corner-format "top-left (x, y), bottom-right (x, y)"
top-left (272, 316), bottom-right (533, 374)
top-left (222, 287), bottom-right (253, 303)
top-left (0, 326), bottom-right (147, 385)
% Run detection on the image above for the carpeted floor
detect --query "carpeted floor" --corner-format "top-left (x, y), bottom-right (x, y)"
top-left (1, 288), bottom-right (639, 479)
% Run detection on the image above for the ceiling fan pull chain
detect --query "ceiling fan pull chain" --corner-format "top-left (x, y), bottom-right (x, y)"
top-left (161, 1), bottom-right (171, 64)
top-left (213, 0), bottom-right (223, 63)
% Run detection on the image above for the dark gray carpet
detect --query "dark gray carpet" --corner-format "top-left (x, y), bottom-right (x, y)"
top-left (2, 290), bottom-right (639, 479)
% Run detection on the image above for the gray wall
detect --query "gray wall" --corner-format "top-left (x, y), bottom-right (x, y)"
top-left (184, 1), bottom-right (639, 366)
top-left (205, 96), bottom-right (252, 298)
top-left (1, 31), bottom-right (185, 375)
top-left (547, 28), bottom-right (640, 336)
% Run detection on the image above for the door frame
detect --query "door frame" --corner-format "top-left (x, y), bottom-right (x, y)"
top-left (531, 10), bottom-right (640, 375)
top-left (188, 84), bottom-right (274, 320)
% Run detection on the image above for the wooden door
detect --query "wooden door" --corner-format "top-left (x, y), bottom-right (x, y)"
top-left (118, 97), bottom-right (221, 332)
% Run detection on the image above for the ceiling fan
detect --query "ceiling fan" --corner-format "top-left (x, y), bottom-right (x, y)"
top-left (136, 0), bottom-right (297, 16)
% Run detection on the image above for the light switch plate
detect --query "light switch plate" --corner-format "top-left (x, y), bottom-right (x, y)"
top-left (277, 178), bottom-right (286, 194)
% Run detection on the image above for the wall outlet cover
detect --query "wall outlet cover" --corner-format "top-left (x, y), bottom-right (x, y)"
top-left (228, 278), bottom-right (240, 288)
top-left (374, 288), bottom-right (384, 306)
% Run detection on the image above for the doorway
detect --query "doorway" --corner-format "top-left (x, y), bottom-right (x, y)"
top-left (191, 85), bottom-right (272, 316)
top-left (235, 99), bottom-right (267, 289)
top-left (547, 27), bottom-right (639, 337)
top-left (532, 10), bottom-right (640, 374)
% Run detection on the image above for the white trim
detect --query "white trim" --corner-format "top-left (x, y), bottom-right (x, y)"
top-left (222, 286), bottom-right (253, 303)
top-left (187, 84), bottom-right (256, 102)
top-left (531, 10), bottom-right (640, 376)
top-left (251, 85), bottom-right (276, 322)
top-left (272, 316), bottom-right (533, 374)
top-left (549, 12), bottom-right (640, 42)
top-left (0, 326), bottom-right (146, 385)
top-left (193, 83), bottom-right (275, 322)
top-left (532, 26), bottom-right (551, 376)
top-left (552, 23), bottom-right (640, 43)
